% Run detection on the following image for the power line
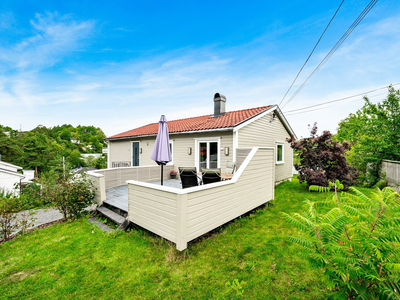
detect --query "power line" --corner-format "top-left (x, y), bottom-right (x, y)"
top-left (278, 0), bottom-right (345, 107)
top-left (283, 82), bottom-right (400, 114)
top-left (281, 0), bottom-right (379, 109)
top-left (284, 93), bottom-right (386, 116)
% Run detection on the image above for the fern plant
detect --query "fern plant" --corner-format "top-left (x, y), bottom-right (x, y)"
top-left (284, 183), bottom-right (400, 299)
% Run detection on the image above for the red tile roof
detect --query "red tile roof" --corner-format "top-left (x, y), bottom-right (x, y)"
top-left (106, 105), bottom-right (273, 140)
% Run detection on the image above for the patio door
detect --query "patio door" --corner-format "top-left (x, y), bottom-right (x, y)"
top-left (132, 142), bottom-right (140, 166)
top-left (198, 141), bottom-right (218, 169)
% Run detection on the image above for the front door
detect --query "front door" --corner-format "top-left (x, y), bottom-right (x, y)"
top-left (199, 141), bottom-right (218, 169)
top-left (132, 142), bottom-right (140, 166)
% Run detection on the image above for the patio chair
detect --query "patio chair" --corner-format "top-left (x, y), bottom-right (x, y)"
top-left (178, 167), bottom-right (200, 189)
top-left (201, 168), bottom-right (222, 185)
top-left (225, 161), bottom-right (236, 174)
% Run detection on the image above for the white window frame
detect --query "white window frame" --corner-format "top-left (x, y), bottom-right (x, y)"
top-left (194, 137), bottom-right (221, 171)
top-left (276, 142), bottom-right (285, 164)
top-left (167, 140), bottom-right (174, 165)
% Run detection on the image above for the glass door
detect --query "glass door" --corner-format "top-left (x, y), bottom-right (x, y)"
top-left (198, 141), bottom-right (218, 169)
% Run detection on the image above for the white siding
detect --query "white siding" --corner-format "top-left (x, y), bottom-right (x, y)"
top-left (127, 147), bottom-right (274, 251)
top-left (108, 131), bottom-right (234, 171)
top-left (237, 112), bottom-right (293, 183)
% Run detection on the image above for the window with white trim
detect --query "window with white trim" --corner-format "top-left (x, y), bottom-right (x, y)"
top-left (167, 141), bottom-right (174, 165)
top-left (276, 143), bottom-right (284, 164)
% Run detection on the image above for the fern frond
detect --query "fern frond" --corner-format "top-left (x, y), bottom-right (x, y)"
top-left (385, 263), bottom-right (400, 271)
top-left (309, 185), bottom-right (331, 193)
top-left (349, 187), bottom-right (375, 206)
top-left (286, 236), bottom-right (314, 250)
top-left (281, 212), bottom-right (312, 232)
top-left (378, 280), bottom-right (400, 300)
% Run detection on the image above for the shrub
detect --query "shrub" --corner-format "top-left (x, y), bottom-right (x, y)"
top-left (41, 171), bottom-right (95, 220)
top-left (284, 181), bottom-right (400, 299)
top-left (287, 123), bottom-right (358, 189)
top-left (0, 197), bottom-right (18, 241)
top-left (19, 182), bottom-right (47, 210)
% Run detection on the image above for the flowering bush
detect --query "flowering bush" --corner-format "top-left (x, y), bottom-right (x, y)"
top-left (170, 170), bottom-right (178, 175)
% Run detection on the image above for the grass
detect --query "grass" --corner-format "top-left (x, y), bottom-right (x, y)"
top-left (0, 177), bottom-right (370, 299)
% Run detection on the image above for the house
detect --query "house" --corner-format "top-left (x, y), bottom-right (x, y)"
top-left (0, 161), bottom-right (25, 195)
top-left (105, 93), bottom-right (297, 184)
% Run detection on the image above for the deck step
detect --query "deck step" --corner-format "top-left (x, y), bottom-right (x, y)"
top-left (97, 206), bottom-right (126, 225)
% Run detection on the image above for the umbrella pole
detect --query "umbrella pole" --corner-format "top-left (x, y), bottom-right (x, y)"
top-left (161, 164), bottom-right (163, 186)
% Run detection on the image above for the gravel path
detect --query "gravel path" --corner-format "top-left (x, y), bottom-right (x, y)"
top-left (12, 205), bottom-right (96, 235)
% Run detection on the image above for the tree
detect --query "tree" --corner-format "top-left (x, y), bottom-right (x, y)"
top-left (337, 86), bottom-right (400, 185)
top-left (67, 149), bottom-right (86, 168)
top-left (287, 123), bottom-right (358, 189)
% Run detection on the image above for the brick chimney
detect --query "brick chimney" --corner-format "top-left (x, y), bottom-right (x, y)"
top-left (213, 93), bottom-right (226, 117)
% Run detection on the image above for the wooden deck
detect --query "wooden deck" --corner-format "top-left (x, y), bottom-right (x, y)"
top-left (105, 179), bottom-right (183, 212)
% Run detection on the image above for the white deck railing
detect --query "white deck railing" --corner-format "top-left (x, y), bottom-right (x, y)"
top-left (126, 147), bottom-right (275, 251)
top-left (87, 165), bottom-right (174, 204)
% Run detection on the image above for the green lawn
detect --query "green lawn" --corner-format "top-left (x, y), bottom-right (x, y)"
top-left (1, 177), bottom-right (354, 299)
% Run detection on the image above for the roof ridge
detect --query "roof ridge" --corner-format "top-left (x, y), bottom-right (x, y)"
top-left (106, 104), bottom-right (273, 140)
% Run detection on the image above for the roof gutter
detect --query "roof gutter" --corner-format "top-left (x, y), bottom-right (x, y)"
top-left (105, 127), bottom-right (234, 141)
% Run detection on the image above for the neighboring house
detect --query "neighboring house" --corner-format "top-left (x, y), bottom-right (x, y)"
top-left (105, 93), bottom-right (297, 184)
top-left (0, 161), bottom-right (25, 195)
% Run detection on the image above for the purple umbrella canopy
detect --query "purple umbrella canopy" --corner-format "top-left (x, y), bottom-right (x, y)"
top-left (151, 115), bottom-right (172, 185)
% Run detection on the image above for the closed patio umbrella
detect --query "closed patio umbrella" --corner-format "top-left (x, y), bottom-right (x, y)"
top-left (151, 115), bottom-right (172, 185)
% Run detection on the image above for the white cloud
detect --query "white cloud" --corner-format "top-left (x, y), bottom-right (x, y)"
top-left (0, 12), bottom-right (95, 70)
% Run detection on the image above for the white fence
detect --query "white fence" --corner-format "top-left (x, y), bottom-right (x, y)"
top-left (382, 160), bottom-right (400, 191)
top-left (127, 147), bottom-right (275, 251)
top-left (87, 165), bottom-right (174, 204)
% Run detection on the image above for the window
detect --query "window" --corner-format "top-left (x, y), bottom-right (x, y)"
top-left (195, 137), bottom-right (221, 170)
top-left (167, 141), bottom-right (174, 165)
top-left (276, 143), bottom-right (284, 164)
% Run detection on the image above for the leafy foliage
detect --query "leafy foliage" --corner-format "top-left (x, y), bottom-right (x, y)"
top-left (0, 196), bottom-right (18, 241)
top-left (337, 86), bottom-right (400, 186)
top-left (41, 170), bottom-right (95, 220)
top-left (287, 123), bottom-right (358, 189)
top-left (0, 124), bottom-right (107, 176)
top-left (284, 183), bottom-right (400, 299)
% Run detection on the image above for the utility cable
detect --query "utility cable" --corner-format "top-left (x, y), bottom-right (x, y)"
top-left (283, 82), bottom-right (400, 114)
top-left (279, 0), bottom-right (344, 107)
top-left (281, 0), bottom-right (379, 109)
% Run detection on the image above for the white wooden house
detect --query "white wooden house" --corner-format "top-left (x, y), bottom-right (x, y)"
top-left (0, 161), bottom-right (25, 195)
top-left (105, 93), bottom-right (297, 184)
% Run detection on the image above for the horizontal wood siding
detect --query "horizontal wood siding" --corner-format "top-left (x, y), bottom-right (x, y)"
top-left (109, 140), bottom-right (132, 166)
top-left (186, 148), bottom-right (274, 241)
top-left (237, 112), bottom-right (292, 182)
top-left (128, 185), bottom-right (178, 243)
top-left (236, 148), bottom-right (252, 170)
top-left (88, 175), bottom-right (102, 204)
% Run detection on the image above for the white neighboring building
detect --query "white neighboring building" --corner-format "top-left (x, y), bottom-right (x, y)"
top-left (0, 161), bottom-right (25, 195)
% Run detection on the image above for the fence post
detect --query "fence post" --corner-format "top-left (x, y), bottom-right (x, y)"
top-left (176, 193), bottom-right (188, 251)
top-left (98, 175), bottom-right (106, 204)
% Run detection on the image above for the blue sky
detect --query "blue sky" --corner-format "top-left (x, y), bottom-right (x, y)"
top-left (1, 0), bottom-right (399, 138)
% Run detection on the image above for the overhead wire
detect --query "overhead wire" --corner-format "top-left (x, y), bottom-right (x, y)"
top-left (283, 82), bottom-right (400, 114)
top-left (281, 0), bottom-right (379, 110)
top-left (284, 93), bottom-right (385, 116)
top-left (278, 0), bottom-right (345, 107)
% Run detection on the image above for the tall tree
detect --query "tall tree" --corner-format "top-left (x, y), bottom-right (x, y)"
top-left (337, 86), bottom-right (400, 185)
